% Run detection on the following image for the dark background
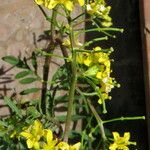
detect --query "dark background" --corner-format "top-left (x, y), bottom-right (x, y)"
top-left (107, 0), bottom-right (148, 149)
top-left (86, 0), bottom-right (149, 149)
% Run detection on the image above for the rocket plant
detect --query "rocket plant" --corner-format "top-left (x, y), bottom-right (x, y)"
top-left (0, 0), bottom-right (145, 149)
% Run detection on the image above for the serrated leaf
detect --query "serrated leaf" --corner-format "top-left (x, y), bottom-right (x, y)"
top-left (15, 70), bottom-right (32, 79)
top-left (4, 97), bottom-right (22, 118)
top-left (20, 88), bottom-right (40, 95)
top-left (2, 56), bottom-right (19, 65)
top-left (19, 77), bottom-right (38, 84)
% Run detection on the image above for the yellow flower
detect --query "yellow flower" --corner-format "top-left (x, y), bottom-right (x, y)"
top-left (84, 56), bottom-right (92, 66)
top-left (86, 2), bottom-right (99, 15)
top-left (42, 129), bottom-right (57, 150)
top-left (77, 0), bottom-right (84, 6)
top-left (109, 132), bottom-right (136, 150)
top-left (55, 142), bottom-right (70, 150)
top-left (10, 130), bottom-right (17, 138)
top-left (20, 120), bottom-right (44, 149)
top-left (35, 0), bottom-right (44, 5)
top-left (62, 38), bottom-right (71, 47)
top-left (69, 142), bottom-right (81, 150)
top-left (86, 1), bottom-right (112, 27)
top-left (35, 0), bottom-right (84, 11)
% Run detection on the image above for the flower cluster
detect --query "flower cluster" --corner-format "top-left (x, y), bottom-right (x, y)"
top-left (20, 120), bottom-right (81, 150)
top-left (35, 0), bottom-right (84, 11)
top-left (86, 0), bottom-right (112, 27)
top-left (77, 47), bottom-right (120, 104)
top-left (109, 132), bottom-right (136, 150)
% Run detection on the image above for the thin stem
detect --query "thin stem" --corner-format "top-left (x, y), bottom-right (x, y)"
top-left (78, 27), bottom-right (124, 34)
top-left (36, 49), bottom-right (69, 60)
top-left (55, 33), bottom-right (70, 70)
top-left (75, 47), bottom-right (113, 53)
top-left (73, 18), bottom-right (91, 27)
top-left (103, 116), bottom-right (145, 124)
top-left (72, 13), bottom-right (85, 22)
top-left (87, 99), bottom-right (107, 148)
top-left (38, 5), bottom-right (48, 18)
top-left (40, 7), bottom-right (58, 115)
top-left (83, 36), bottom-right (108, 47)
top-left (84, 77), bottom-right (107, 113)
top-left (63, 15), bottom-right (77, 142)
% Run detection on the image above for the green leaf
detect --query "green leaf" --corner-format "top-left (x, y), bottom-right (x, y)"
top-left (20, 88), bottom-right (40, 95)
top-left (27, 106), bottom-right (41, 118)
top-left (19, 77), bottom-right (38, 84)
top-left (55, 94), bottom-right (68, 103)
top-left (56, 115), bottom-right (86, 122)
top-left (15, 70), bottom-right (32, 79)
top-left (69, 130), bottom-right (81, 139)
top-left (4, 97), bottom-right (22, 118)
top-left (2, 56), bottom-right (19, 65)
top-left (72, 115), bottom-right (86, 121)
top-left (84, 65), bottom-right (99, 77)
top-left (55, 115), bottom-right (66, 122)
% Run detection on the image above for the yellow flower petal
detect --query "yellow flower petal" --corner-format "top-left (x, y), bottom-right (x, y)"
top-left (34, 141), bottom-right (40, 150)
top-left (124, 132), bottom-right (130, 143)
top-left (84, 58), bottom-right (92, 66)
top-left (20, 132), bottom-right (32, 139)
top-left (46, 129), bottom-right (53, 143)
top-left (109, 143), bottom-right (117, 150)
top-left (35, 0), bottom-right (44, 5)
top-left (27, 139), bottom-right (34, 149)
top-left (65, 1), bottom-right (74, 11)
top-left (113, 132), bottom-right (120, 141)
top-left (69, 142), bottom-right (81, 150)
top-left (96, 72), bottom-right (102, 79)
top-left (56, 142), bottom-right (69, 150)
top-left (78, 0), bottom-right (84, 6)
top-left (47, 0), bottom-right (58, 9)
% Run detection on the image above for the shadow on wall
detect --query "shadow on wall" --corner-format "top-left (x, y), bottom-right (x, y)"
top-left (85, 0), bottom-right (148, 149)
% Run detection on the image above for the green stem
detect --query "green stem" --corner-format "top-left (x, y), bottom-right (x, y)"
top-left (40, 7), bottom-right (58, 115)
top-left (83, 36), bottom-right (108, 47)
top-left (75, 47), bottom-right (113, 53)
top-left (103, 116), bottom-right (145, 124)
top-left (63, 15), bottom-right (77, 142)
top-left (87, 99), bottom-right (107, 148)
top-left (36, 49), bottom-right (69, 60)
top-left (78, 27), bottom-right (124, 34)
top-left (84, 77), bottom-right (107, 114)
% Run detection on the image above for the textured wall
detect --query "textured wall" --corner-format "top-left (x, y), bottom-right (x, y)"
top-left (0, 1), bottom-right (83, 116)
top-left (0, 0), bottom-right (46, 116)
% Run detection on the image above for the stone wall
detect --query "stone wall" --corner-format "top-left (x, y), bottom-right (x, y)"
top-left (0, 0), bottom-right (83, 116)
top-left (0, 0), bottom-right (46, 116)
